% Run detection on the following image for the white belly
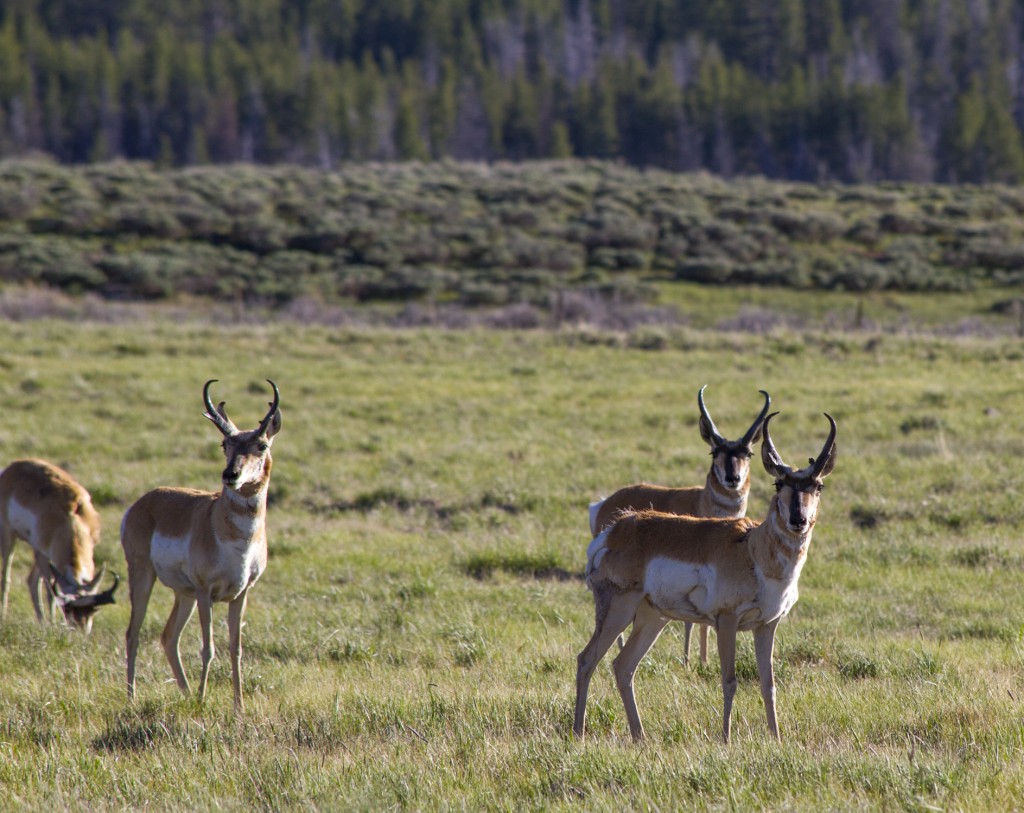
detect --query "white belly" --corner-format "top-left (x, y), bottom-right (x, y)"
top-left (151, 532), bottom-right (195, 592)
top-left (750, 578), bottom-right (799, 628)
top-left (150, 531), bottom-right (264, 601)
top-left (6, 498), bottom-right (41, 547)
top-left (211, 541), bottom-right (265, 601)
top-left (644, 557), bottom-right (718, 624)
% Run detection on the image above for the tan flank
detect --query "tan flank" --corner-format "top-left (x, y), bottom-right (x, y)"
top-left (574, 411), bottom-right (837, 744)
top-left (589, 386), bottom-right (771, 665)
top-left (122, 380), bottom-right (281, 712)
top-left (0, 459), bottom-right (117, 632)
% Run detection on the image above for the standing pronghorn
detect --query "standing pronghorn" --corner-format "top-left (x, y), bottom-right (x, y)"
top-left (0, 459), bottom-right (118, 632)
top-left (574, 411), bottom-right (836, 744)
top-left (122, 380), bottom-right (281, 711)
top-left (589, 386), bottom-right (771, 665)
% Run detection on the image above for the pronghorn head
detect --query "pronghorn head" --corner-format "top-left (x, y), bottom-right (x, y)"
top-left (761, 412), bottom-right (837, 537)
top-left (49, 565), bottom-right (119, 633)
top-left (203, 379), bottom-right (282, 495)
top-left (698, 385), bottom-right (772, 492)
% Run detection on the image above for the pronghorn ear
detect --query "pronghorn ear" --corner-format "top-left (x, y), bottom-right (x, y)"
top-left (817, 443), bottom-right (837, 478)
top-left (759, 412), bottom-right (787, 478)
top-left (761, 442), bottom-right (786, 478)
top-left (698, 415), bottom-right (718, 448)
top-left (215, 401), bottom-right (235, 426)
top-left (697, 384), bottom-right (725, 449)
top-left (265, 407), bottom-right (282, 438)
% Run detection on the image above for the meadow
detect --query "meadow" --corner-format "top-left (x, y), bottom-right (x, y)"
top-left (1, 312), bottom-right (1023, 811)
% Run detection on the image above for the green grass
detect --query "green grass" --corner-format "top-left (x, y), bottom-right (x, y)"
top-left (1, 315), bottom-right (1023, 810)
top-left (654, 280), bottom-right (1024, 331)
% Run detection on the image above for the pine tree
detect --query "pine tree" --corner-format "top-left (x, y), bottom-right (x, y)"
top-left (572, 64), bottom-right (618, 158)
top-left (550, 120), bottom-right (572, 157)
top-left (427, 56), bottom-right (457, 157)
top-left (395, 64), bottom-right (429, 160)
top-left (503, 69), bottom-right (540, 159)
top-left (946, 75), bottom-right (987, 182)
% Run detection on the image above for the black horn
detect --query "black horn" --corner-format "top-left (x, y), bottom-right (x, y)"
top-left (739, 389), bottom-right (772, 446)
top-left (760, 411), bottom-right (788, 477)
top-left (697, 385), bottom-right (725, 446)
top-left (809, 413), bottom-right (838, 479)
top-left (92, 574), bottom-right (119, 607)
top-left (202, 380), bottom-right (237, 436)
top-left (65, 574), bottom-right (119, 609)
top-left (257, 379), bottom-right (281, 437)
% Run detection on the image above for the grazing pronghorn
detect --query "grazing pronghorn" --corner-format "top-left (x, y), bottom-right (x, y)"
top-left (0, 459), bottom-right (118, 632)
top-left (574, 411), bottom-right (836, 744)
top-left (122, 379), bottom-right (281, 711)
top-left (589, 386), bottom-right (771, 665)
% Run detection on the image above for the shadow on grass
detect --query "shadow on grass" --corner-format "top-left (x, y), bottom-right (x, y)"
top-left (92, 700), bottom-right (193, 752)
top-left (461, 550), bottom-right (582, 582)
top-left (306, 487), bottom-right (542, 522)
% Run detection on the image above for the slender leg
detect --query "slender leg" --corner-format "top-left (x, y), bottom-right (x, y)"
top-left (227, 589), bottom-right (249, 712)
top-left (574, 587), bottom-right (643, 740)
top-left (716, 613), bottom-right (739, 744)
top-left (753, 621), bottom-right (780, 741)
top-left (699, 623), bottom-right (710, 666)
top-left (682, 622), bottom-right (693, 667)
top-left (38, 556), bottom-right (60, 623)
top-left (125, 563), bottom-right (157, 699)
top-left (195, 588), bottom-right (215, 701)
top-left (613, 600), bottom-right (670, 742)
top-left (0, 524), bottom-right (14, 619)
top-left (161, 592), bottom-right (197, 696)
top-left (27, 555), bottom-right (49, 623)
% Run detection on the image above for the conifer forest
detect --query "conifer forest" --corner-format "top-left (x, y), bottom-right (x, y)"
top-left (1, 0), bottom-right (1022, 183)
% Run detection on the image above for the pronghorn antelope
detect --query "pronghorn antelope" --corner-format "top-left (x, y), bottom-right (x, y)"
top-left (0, 459), bottom-right (118, 632)
top-left (589, 386), bottom-right (771, 665)
top-left (574, 411), bottom-right (836, 744)
top-left (122, 380), bottom-right (281, 711)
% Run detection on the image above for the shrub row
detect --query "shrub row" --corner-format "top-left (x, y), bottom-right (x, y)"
top-left (1, 159), bottom-right (1023, 304)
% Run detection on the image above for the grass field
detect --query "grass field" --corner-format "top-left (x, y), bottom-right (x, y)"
top-left (1, 314), bottom-right (1023, 810)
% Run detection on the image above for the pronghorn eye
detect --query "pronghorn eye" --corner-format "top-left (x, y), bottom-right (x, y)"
top-left (258, 443), bottom-right (269, 453)
top-left (816, 483), bottom-right (825, 494)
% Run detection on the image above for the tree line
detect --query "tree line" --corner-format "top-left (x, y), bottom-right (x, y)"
top-left (0, 0), bottom-right (1022, 182)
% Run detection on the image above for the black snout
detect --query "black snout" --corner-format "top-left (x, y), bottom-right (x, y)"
top-left (788, 490), bottom-right (808, 530)
top-left (722, 455), bottom-right (741, 487)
